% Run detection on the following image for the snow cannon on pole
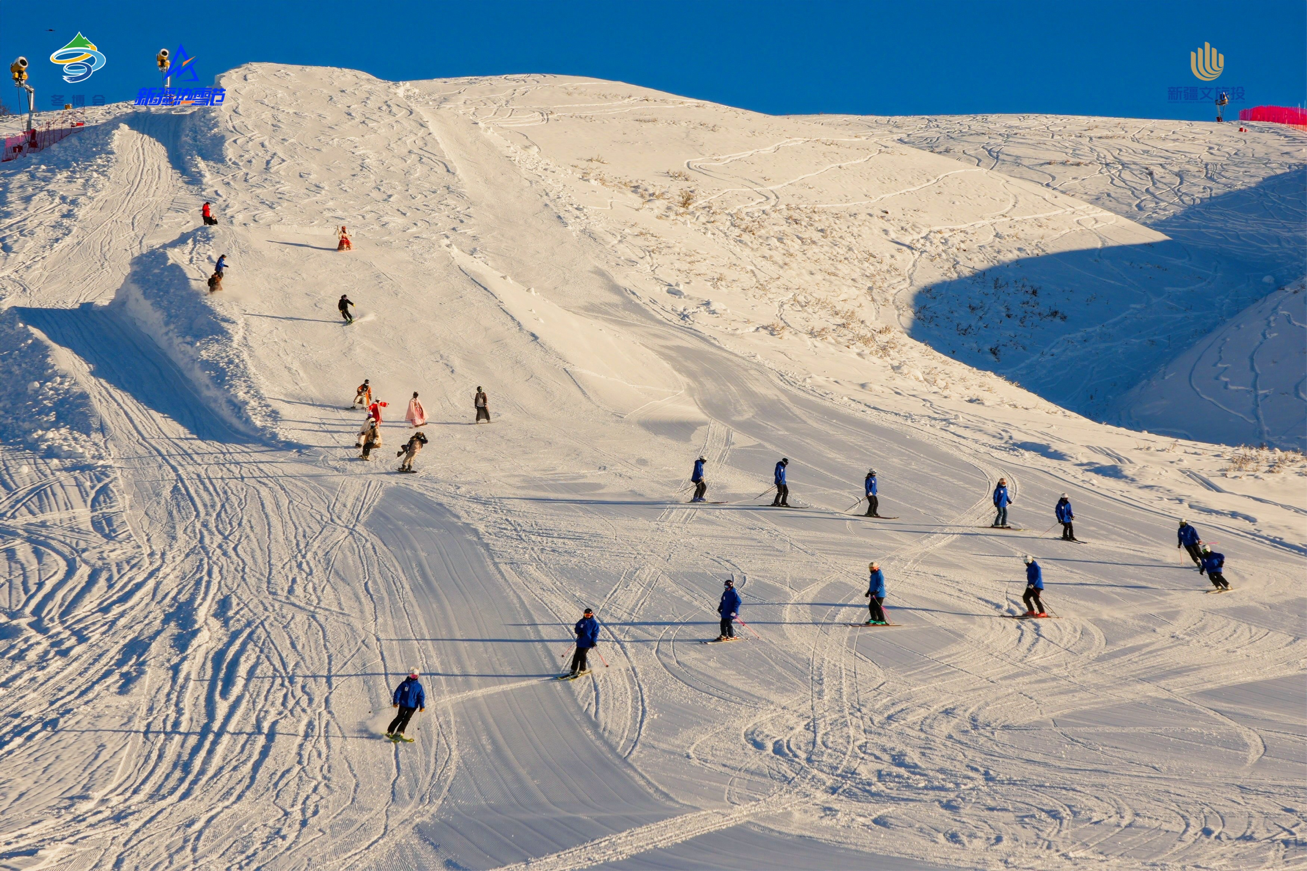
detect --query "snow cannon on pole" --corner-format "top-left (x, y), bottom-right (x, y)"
top-left (156, 48), bottom-right (170, 89)
top-left (10, 57), bottom-right (34, 138)
top-left (1215, 91), bottom-right (1229, 123)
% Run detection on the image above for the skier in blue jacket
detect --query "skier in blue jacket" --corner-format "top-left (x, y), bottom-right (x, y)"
top-left (864, 561), bottom-right (887, 624)
top-left (1177, 520), bottom-right (1203, 568)
top-left (387, 671), bottom-right (426, 740)
top-left (568, 608), bottom-right (600, 676)
top-left (1200, 546), bottom-right (1229, 590)
top-left (1055, 494), bottom-right (1076, 541)
top-left (214, 254), bottom-right (228, 276)
top-left (717, 578), bottom-right (742, 640)
top-left (992, 478), bottom-right (1013, 528)
top-left (770, 458), bottom-right (790, 507)
top-left (864, 470), bottom-right (881, 517)
top-left (691, 456), bottom-right (707, 503)
top-left (1022, 556), bottom-right (1045, 616)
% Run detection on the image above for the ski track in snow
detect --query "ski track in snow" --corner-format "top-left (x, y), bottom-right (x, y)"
top-left (0, 69), bottom-right (1301, 871)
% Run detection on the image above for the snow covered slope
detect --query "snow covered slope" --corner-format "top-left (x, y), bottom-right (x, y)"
top-left (849, 113), bottom-right (1307, 446)
top-left (0, 66), bottom-right (1302, 871)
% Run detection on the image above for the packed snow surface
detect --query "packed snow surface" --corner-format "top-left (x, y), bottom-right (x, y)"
top-left (0, 67), bottom-right (1302, 871)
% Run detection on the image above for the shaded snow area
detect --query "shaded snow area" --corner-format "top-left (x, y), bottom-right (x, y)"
top-left (0, 66), bottom-right (1302, 871)
top-left (856, 113), bottom-right (1307, 447)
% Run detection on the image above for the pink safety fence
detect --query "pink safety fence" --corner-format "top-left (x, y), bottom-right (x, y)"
top-left (1237, 106), bottom-right (1307, 127)
top-left (1, 121), bottom-right (85, 162)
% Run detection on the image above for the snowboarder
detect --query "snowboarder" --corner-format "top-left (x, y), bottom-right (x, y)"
top-left (201, 201), bottom-right (217, 226)
top-left (368, 399), bottom-right (388, 423)
top-left (206, 272), bottom-right (222, 293)
top-left (474, 386), bottom-right (490, 423)
top-left (1055, 494), bottom-right (1076, 541)
top-left (397, 431), bottom-right (428, 472)
top-left (359, 419), bottom-right (381, 460)
top-left (691, 456), bottom-right (707, 502)
top-left (337, 225), bottom-right (352, 252)
top-left (1200, 546), bottom-right (1229, 590)
top-left (717, 578), bottom-right (742, 640)
top-left (865, 561), bottom-right (887, 624)
top-left (215, 254), bottom-right (228, 277)
top-left (405, 392), bottom-right (427, 427)
top-left (386, 671), bottom-right (425, 741)
top-left (353, 379), bottom-right (372, 409)
top-left (992, 478), bottom-right (1013, 528)
top-left (770, 458), bottom-right (790, 507)
top-left (1022, 555), bottom-right (1046, 616)
top-left (1178, 520), bottom-right (1203, 568)
top-left (864, 469), bottom-right (880, 517)
top-left (355, 415), bottom-right (375, 448)
top-left (568, 608), bottom-right (599, 676)
top-left (338, 294), bottom-right (355, 324)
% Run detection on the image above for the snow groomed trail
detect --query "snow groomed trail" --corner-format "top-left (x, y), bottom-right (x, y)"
top-left (0, 67), bottom-right (1301, 871)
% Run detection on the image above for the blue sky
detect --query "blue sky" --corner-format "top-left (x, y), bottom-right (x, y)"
top-left (4, 0), bottom-right (1303, 120)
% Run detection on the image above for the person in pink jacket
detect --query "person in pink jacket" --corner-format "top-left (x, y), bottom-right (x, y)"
top-left (405, 392), bottom-right (427, 427)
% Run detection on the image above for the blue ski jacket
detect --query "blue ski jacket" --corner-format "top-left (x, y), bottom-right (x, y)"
top-left (1178, 524), bottom-right (1200, 547)
top-left (215, 256), bottom-right (228, 272)
top-left (865, 475), bottom-right (877, 497)
top-left (774, 462), bottom-right (787, 486)
top-left (1201, 552), bottom-right (1225, 575)
top-left (719, 587), bottom-right (741, 618)
top-left (574, 615), bottom-right (599, 648)
top-left (692, 459), bottom-right (705, 482)
top-left (1055, 499), bottom-right (1073, 523)
top-left (993, 484), bottom-right (1011, 508)
top-left (1025, 562), bottom-right (1043, 590)
top-left (867, 569), bottom-right (886, 598)
top-left (393, 677), bottom-right (425, 709)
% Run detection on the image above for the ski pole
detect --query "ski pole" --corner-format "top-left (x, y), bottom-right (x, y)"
top-left (561, 643), bottom-right (575, 660)
top-left (1040, 521), bottom-right (1058, 537)
top-left (594, 648), bottom-right (610, 668)
top-left (754, 484), bottom-right (776, 500)
top-left (734, 617), bottom-right (762, 639)
top-left (846, 495), bottom-right (865, 513)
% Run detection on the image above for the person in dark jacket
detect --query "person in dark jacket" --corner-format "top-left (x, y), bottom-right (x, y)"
top-left (1177, 520), bottom-right (1203, 568)
top-left (770, 458), bottom-right (790, 507)
top-left (206, 272), bottom-right (222, 293)
top-left (691, 456), bottom-right (707, 502)
top-left (864, 470), bottom-right (880, 517)
top-left (1200, 546), bottom-right (1229, 590)
top-left (387, 671), bottom-right (426, 739)
top-left (1022, 556), bottom-right (1045, 616)
top-left (992, 478), bottom-right (1013, 528)
top-left (717, 578), bottom-right (742, 640)
top-left (1055, 494), bottom-right (1076, 541)
top-left (474, 386), bottom-right (490, 422)
top-left (569, 608), bottom-right (599, 676)
top-left (339, 294), bottom-right (355, 324)
top-left (865, 561), bottom-right (887, 624)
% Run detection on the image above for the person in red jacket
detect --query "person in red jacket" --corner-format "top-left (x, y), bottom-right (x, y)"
top-left (368, 400), bottom-right (388, 423)
top-left (201, 202), bottom-right (216, 225)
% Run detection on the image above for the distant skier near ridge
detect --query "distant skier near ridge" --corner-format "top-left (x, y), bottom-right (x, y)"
top-left (201, 201), bottom-right (217, 226)
top-left (992, 478), bottom-right (1013, 528)
top-left (770, 458), bottom-right (790, 507)
top-left (1178, 520), bottom-right (1203, 568)
top-left (215, 254), bottom-right (228, 277)
top-left (691, 456), bottom-right (707, 502)
top-left (1200, 545), bottom-right (1230, 590)
top-left (386, 671), bottom-right (425, 741)
top-left (865, 561), bottom-right (888, 624)
top-left (405, 392), bottom-right (427, 427)
top-left (474, 386), bottom-right (490, 423)
top-left (359, 419), bottom-right (380, 460)
top-left (354, 379), bottom-right (372, 409)
top-left (717, 578), bottom-right (742, 640)
top-left (1055, 494), bottom-right (1077, 541)
top-left (337, 225), bottom-right (352, 251)
top-left (864, 469), bottom-right (881, 517)
top-left (1022, 555), bottom-right (1046, 616)
top-left (339, 294), bottom-right (355, 324)
top-left (568, 608), bottom-right (599, 677)
top-left (397, 431), bottom-right (428, 472)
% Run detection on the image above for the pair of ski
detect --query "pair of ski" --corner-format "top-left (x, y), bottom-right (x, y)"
top-left (701, 636), bottom-right (745, 644)
top-left (844, 621), bottom-right (902, 627)
top-left (557, 670), bottom-right (593, 681)
top-left (386, 733), bottom-right (414, 743)
top-left (1205, 587), bottom-right (1234, 594)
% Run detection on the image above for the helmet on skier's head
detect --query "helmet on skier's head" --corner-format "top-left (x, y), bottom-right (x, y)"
top-left (868, 469), bottom-right (876, 476)
top-left (998, 478), bottom-right (1007, 484)
top-left (781, 458), bottom-right (788, 465)
top-left (724, 578), bottom-right (734, 587)
top-left (698, 456), bottom-right (706, 462)
top-left (869, 562), bottom-right (878, 571)
top-left (477, 386), bottom-right (482, 391)
top-left (1023, 555), bottom-right (1033, 564)
top-left (409, 670), bottom-right (419, 678)
top-left (1181, 519), bottom-right (1188, 525)
top-left (583, 608), bottom-right (593, 615)
top-left (1200, 544), bottom-right (1210, 554)
top-left (1060, 493), bottom-right (1068, 499)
